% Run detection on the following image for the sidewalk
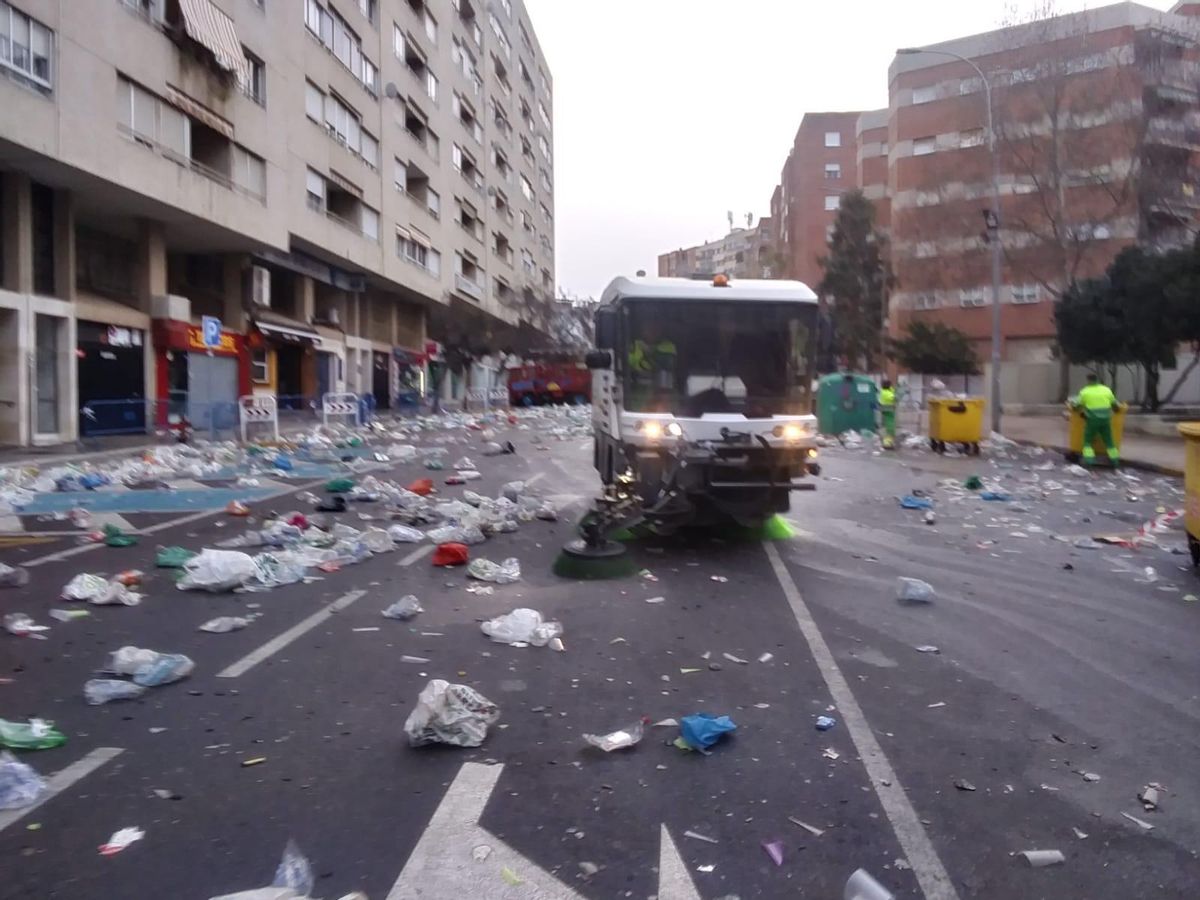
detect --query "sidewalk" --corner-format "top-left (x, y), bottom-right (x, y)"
top-left (1002, 414), bottom-right (1185, 476)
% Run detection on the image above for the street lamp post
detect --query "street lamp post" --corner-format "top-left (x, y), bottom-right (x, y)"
top-left (898, 47), bottom-right (1004, 435)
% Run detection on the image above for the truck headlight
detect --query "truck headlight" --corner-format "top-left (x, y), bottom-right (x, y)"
top-left (641, 421), bottom-right (663, 440)
top-left (665, 422), bottom-right (683, 438)
top-left (782, 423), bottom-right (804, 442)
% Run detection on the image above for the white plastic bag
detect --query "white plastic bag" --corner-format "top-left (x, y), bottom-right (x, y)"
top-left (0, 751), bottom-right (45, 810)
top-left (108, 646), bottom-right (195, 686)
top-left (177, 550), bottom-right (256, 592)
top-left (360, 528), bottom-right (394, 554)
top-left (426, 524), bottom-right (487, 546)
top-left (62, 573), bottom-right (140, 606)
top-left (468, 557), bottom-right (521, 584)
top-left (199, 616), bottom-right (250, 634)
top-left (382, 595), bottom-right (423, 620)
top-left (387, 524), bottom-right (425, 543)
top-left (896, 577), bottom-right (936, 604)
top-left (404, 679), bottom-right (500, 748)
top-left (480, 608), bottom-right (562, 647)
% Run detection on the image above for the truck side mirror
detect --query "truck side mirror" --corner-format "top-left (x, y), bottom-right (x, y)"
top-left (585, 350), bottom-right (612, 370)
top-left (594, 308), bottom-right (617, 350)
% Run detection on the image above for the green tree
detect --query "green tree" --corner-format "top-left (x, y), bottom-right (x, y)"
top-left (818, 190), bottom-right (893, 370)
top-left (888, 321), bottom-right (980, 377)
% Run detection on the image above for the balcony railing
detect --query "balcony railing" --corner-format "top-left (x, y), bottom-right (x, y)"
top-left (118, 124), bottom-right (266, 204)
top-left (458, 169), bottom-right (484, 195)
top-left (455, 273), bottom-right (483, 300)
top-left (458, 220), bottom-right (484, 243)
top-left (327, 208), bottom-right (367, 237)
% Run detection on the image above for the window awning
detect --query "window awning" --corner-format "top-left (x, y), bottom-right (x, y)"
top-left (164, 86), bottom-right (234, 139)
top-left (409, 227), bottom-right (432, 249)
top-left (178, 0), bottom-right (251, 87)
top-left (253, 315), bottom-right (321, 346)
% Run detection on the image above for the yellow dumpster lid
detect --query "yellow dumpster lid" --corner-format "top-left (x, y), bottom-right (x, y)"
top-left (1178, 422), bottom-right (1200, 439)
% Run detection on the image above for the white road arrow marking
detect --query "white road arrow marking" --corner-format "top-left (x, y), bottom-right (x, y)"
top-left (387, 762), bottom-right (583, 899)
top-left (388, 763), bottom-right (701, 899)
top-left (657, 823), bottom-right (702, 900)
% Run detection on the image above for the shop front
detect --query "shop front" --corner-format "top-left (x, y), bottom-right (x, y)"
top-left (393, 347), bottom-right (426, 412)
top-left (250, 313), bottom-right (321, 410)
top-left (152, 320), bottom-right (250, 435)
top-left (76, 321), bottom-right (148, 435)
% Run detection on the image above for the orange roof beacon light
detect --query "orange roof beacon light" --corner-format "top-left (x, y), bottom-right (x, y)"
top-left (713, 274), bottom-right (730, 287)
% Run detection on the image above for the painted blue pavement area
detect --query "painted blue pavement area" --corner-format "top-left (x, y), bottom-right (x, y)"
top-left (16, 487), bottom-right (279, 515)
top-left (202, 463), bottom-right (350, 481)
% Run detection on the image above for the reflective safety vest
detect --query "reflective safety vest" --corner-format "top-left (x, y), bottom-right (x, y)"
top-left (629, 339), bottom-right (677, 373)
top-left (1076, 382), bottom-right (1117, 412)
top-left (878, 386), bottom-right (896, 409)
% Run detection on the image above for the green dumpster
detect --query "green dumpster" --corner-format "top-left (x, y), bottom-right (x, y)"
top-left (817, 373), bottom-right (878, 436)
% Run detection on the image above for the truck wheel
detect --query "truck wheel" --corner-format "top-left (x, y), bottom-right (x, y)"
top-left (1190, 533), bottom-right (1200, 568)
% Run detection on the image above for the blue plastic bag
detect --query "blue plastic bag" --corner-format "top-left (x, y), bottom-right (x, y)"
top-left (980, 491), bottom-right (1010, 502)
top-left (273, 454), bottom-right (295, 472)
top-left (900, 495), bottom-right (934, 510)
top-left (679, 713), bottom-right (737, 751)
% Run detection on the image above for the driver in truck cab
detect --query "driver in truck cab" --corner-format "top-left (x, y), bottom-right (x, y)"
top-left (628, 324), bottom-right (677, 400)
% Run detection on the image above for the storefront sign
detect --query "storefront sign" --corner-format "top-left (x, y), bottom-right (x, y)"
top-left (105, 326), bottom-right (143, 348)
top-left (187, 325), bottom-right (236, 354)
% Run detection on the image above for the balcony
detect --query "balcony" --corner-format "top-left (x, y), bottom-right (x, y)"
top-left (458, 220), bottom-right (484, 243)
top-left (1146, 116), bottom-right (1200, 151)
top-left (455, 273), bottom-right (483, 300)
top-left (458, 169), bottom-right (484, 196)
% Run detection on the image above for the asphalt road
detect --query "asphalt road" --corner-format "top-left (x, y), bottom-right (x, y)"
top-left (1, 418), bottom-right (1199, 899)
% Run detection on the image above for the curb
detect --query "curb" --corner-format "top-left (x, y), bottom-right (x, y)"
top-left (1008, 437), bottom-right (1184, 478)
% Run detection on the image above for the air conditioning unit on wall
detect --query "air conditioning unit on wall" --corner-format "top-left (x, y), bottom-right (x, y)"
top-left (250, 265), bottom-right (271, 308)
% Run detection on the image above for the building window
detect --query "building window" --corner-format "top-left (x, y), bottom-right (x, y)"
top-left (305, 0), bottom-right (376, 93)
top-left (538, 134), bottom-right (550, 161)
top-left (361, 205), bottom-right (379, 241)
top-left (423, 9), bottom-right (437, 43)
top-left (242, 50), bottom-right (266, 105)
top-left (361, 129), bottom-right (378, 167)
top-left (426, 70), bottom-right (438, 103)
top-left (251, 349), bottom-right (270, 384)
top-left (121, 0), bottom-right (165, 23)
top-left (356, 0), bottom-right (375, 21)
top-left (306, 168), bottom-right (326, 209)
top-left (824, 195), bottom-right (840, 212)
top-left (913, 136), bottom-right (936, 156)
top-left (394, 157), bottom-right (407, 192)
top-left (959, 288), bottom-right (987, 308)
top-left (1011, 284), bottom-right (1040, 305)
top-left (1, 1), bottom-right (53, 88)
top-left (520, 174), bottom-right (534, 201)
top-left (489, 13), bottom-right (511, 58)
top-left (537, 100), bottom-right (551, 130)
top-left (912, 85), bottom-right (936, 105)
top-left (427, 188), bottom-right (440, 218)
top-left (824, 163), bottom-right (841, 180)
top-left (914, 294), bottom-right (938, 310)
top-left (824, 131), bottom-right (841, 148)
top-left (960, 128), bottom-right (985, 149)
top-left (305, 80), bottom-right (325, 121)
top-left (231, 146), bottom-right (266, 200)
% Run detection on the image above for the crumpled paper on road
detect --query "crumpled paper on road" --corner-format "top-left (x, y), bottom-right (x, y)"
top-left (404, 679), bottom-right (500, 748)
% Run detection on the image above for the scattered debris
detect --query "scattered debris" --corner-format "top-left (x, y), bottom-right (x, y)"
top-left (822, 748), bottom-right (840, 761)
top-left (684, 830), bottom-right (719, 844)
top-left (1121, 812), bottom-right (1154, 831)
top-left (788, 817), bottom-right (825, 837)
top-left (0, 752), bottom-right (45, 811)
top-left (722, 652), bottom-right (749, 665)
top-left (480, 608), bottom-right (563, 647)
top-left (897, 577), bottom-right (935, 604)
top-left (582, 720), bottom-right (644, 752)
top-left (404, 680), bottom-right (500, 748)
top-left (1018, 849), bottom-right (1064, 868)
top-left (762, 840), bottom-right (784, 866)
top-left (1139, 784), bottom-right (1161, 811)
top-left (382, 596), bottom-right (424, 620)
top-left (3, 613), bottom-right (49, 639)
top-left (954, 779), bottom-right (976, 792)
top-left (98, 826), bottom-right (145, 856)
top-left (467, 557), bottom-right (521, 584)
top-left (1072, 827), bottom-right (1089, 840)
top-left (815, 716), bottom-right (837, 731)
top-left (914, 645), bottom-right (940, 654)
top-left (0, 719), bottom-right (66, 750)
top-left (198, 617), bottom-right (250, 634)
top-left (676, 713), bottom-right (737, 752)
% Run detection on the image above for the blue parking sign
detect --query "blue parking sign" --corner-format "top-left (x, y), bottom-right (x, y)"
top-left (201, 316), bottom-right (222, 349)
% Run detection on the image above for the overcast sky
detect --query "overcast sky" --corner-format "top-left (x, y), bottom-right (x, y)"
top-left (523, 0), bottom-right (1176, 298)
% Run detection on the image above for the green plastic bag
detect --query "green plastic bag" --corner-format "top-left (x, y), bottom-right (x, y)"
top-left (0, 718), bottom-right (67, 751)
top-left (325, 478), bottom-right (355, 494)
top-left (964, 475), bottom-right (983, 491)
top-left (103, 524), bottom-right (138, 547)
top-left (156, 546), bottom-right (197, 568)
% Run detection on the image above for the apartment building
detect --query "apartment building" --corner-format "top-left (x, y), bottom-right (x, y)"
top-left (887, 1), bottom-right (1200, 365)
top-left (656, 218), bottom-right (775, 280)
top-left (768, 112), bottom-right (862, 291)
top-left (0, 0), bottom-right (554, 446)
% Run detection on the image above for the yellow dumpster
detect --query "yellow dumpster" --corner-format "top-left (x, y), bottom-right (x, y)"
top-left (1066, 404), bottom-right (1127, 464)
top-left (927, 397), bottom-right (985, 455)
top-left (1178, 423), bottom-right (1200, 566)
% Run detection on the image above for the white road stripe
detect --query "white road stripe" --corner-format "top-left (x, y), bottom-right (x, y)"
top-left (398, 544), bottom-right (434, 566)
top-left (387, 762), bottom-right (583, 899)
top-left (658, 824), bottom-right (702, 900)
top-left (0, 747), bottom-right (124, 835)
top-left (526, 471), bottom-right (546, 486)
top-left (763, 542), bottom-right (959, 900)
top-left (217, 589), bottom-right (367, 678)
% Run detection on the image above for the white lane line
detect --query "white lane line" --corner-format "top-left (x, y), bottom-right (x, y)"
top-left (526, 471), bottom-right (546, 486)
top-left (658, 824), bottom-right (702, 900)
top-left (763, 542), bottom-right (959, 900)
top-left (398, 545), bottom-right (434, 567)
top-left (217, 589), bottom-right (367, 678)
top-left (0, 747), bottom-right (124, 835)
